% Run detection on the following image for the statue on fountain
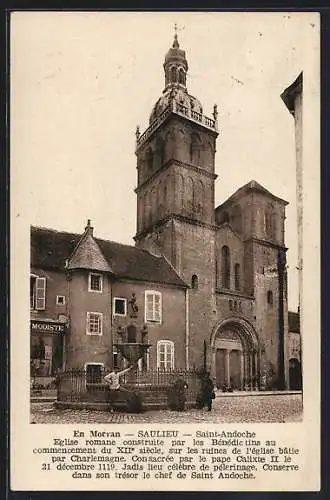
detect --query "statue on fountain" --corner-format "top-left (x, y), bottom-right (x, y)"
top-left (128, 292), bottom-right (139, 318)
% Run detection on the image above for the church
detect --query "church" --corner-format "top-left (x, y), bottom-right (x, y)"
top-left (30, 32), bottom-right (293, 391)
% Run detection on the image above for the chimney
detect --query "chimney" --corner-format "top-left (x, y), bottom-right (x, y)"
top-left (84, 219), bottom-right (94, 237)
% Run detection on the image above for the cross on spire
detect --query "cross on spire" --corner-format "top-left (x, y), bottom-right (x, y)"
top-left (173, 23), bottom-right (179, 48)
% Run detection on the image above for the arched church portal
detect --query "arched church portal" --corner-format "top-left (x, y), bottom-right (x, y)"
top-left (211, 319), bottom-right (260, 391)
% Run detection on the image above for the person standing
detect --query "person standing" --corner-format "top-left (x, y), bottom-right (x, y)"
top-left (170, 375), bottom-right (188, 411)
top-left (104, 364), bottom-right (134, 391)
top-left (201, 371), bottom-right (215, 411)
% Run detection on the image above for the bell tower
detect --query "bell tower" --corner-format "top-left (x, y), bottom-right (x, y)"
top-left (135, 30), bottom-right (219, 265)
top-left (134, 30), bottom-right (219, 368)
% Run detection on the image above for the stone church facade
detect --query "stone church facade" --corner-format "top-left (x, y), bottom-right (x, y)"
top-left (30, 34), bottom-right (291, 391)
top-left (133, 33), bottom-right (289, 390)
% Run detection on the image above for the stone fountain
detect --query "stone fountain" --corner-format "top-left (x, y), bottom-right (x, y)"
top-left (114, 342), bottom-right (151, 366)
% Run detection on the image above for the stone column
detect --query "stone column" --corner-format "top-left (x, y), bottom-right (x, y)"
top-left (249, 352), bottom-right (253, 391)
top-left (244, 352), bottom-right (249, 391)
top-left (211, 347), bottom-right (217, 381)
top-left (225, 349), bottom-right (230, 387)
top-left (254, 351), bottom-right (259, 390)
top-left (240, 351), bottom-right (244, 390)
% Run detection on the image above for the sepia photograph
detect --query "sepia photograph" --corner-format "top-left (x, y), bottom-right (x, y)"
top-left (11, 12), bottom-right (318, 430)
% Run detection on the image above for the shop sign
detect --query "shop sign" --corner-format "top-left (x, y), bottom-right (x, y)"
top-left (31, 320), bottom-right (65, 334)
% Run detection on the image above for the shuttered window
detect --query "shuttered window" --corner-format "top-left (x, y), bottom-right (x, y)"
top-left (35, 277), bottom-right (46, 310)
top-left (145, 291), bottom-right (162, 324)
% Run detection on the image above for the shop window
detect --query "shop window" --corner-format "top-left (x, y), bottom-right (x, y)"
top-left (267, 290), bottom-right (274, 306)
top-left (86, 312), bottom-right (103, 335)
top-left (85, 363), bottom-right (104, 384)
top-left (30, 275), bottom-right (46, 310)
top-left (145, 291), bottom-right (162, 324)
top-left (56, 295), bottom-right (65, 305)
top-left (113, 297), bottom-right (127, 316)
top-left (88, 273), bottom-right (103, 293)
top-left (157, 340), bottom-right (174, 370)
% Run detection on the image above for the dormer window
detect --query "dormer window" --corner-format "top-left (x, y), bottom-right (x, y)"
top-left (88, 273), bottom-right (103, 293)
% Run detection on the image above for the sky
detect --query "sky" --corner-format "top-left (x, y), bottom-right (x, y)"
top-left (11, 11), bottom-right (320, 311)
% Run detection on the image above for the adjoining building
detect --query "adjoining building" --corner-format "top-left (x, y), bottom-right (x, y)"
top-left (287, 310), bottom-right (302, 390)
top-left (30, 33), bottom-right (299, 391)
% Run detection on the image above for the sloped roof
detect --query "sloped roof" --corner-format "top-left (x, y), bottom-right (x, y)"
top-left (31, 226), bottom-right (186, 288)
top-left (215, 180), bottom-right (288, 211)
top-left (67, 233), bottom-right (113, 273)
top-left (288, 311), bottom-right (300, 333)
top-left (31, 226), bottom-right (80, 270)
top-left (281, 72), bottom-right (303, 115)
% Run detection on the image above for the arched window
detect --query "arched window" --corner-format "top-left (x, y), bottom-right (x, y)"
top-left (144, 191), bottom-right (150, 228)
top-left (190, 133), bottom-right (202, 165)
top-left (234, 263), bottom-right (241, 291)
top-left (191, 274), bottom-right (199, 289)
top-left (221, 246), bottom-right (231, 289)
top-left (194, 180), bottom-right (205, 217)
top-left (265, 204), bottom-right (277, 240)
top-left (185, 176), bottom-right (194, 215)
top-left (267, 290), bottom-right (273, 306)
top-left (170, 66), bottom-right (177, 83)
top-left (179, 68), bottom-right (186, 85)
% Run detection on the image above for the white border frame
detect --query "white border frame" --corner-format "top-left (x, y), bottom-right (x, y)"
top-left (86, 311), bottom-right (103, 336)
top-left (145, 290), bottom-right (162, 324)
top-left (56, 295), bottom-right (66, 306)
top-left (156, 340), bottom-right (174, 370)
top-left (88, 272), bottom-right (103, 293)
top-left (113, 297), bottom-right (127, 317)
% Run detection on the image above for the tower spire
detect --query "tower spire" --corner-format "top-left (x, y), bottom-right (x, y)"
top-left (164, 26), bottom-right (188, 90)
top-left (173, 23), bottom-right (179, 48)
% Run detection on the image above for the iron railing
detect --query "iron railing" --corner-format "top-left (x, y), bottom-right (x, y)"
top-left (57, 367), bottom-right (204, 407)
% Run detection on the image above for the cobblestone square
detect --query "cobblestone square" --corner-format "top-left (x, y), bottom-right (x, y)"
top-left (31, 393), bottom-right (303, 424)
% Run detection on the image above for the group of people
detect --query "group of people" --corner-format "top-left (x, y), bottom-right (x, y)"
top-left (103, 365), bottom-right (216, 413)
top-left (169, 371), bottom-right (215, 412)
